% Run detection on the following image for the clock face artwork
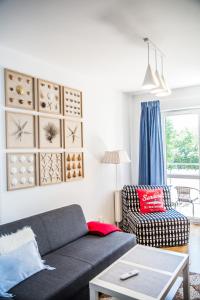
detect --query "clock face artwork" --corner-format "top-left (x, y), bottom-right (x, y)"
top-left (6, 112), bottom-right (35, 148)
top-left (65, 120), bottom-right (83, 149)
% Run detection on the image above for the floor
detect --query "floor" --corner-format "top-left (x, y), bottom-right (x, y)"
top-left (164, 224), bottom-right (200, 273)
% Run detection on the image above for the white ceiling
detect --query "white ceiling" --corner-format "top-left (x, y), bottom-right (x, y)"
top-left (0, 0), bottom-right (200, 91)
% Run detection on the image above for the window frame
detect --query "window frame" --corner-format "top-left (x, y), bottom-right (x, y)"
top-left (162, 108), bottom-right (200, 183)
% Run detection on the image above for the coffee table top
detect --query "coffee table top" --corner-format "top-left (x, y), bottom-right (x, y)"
top-left (90, 244), bottom-right (188, 300)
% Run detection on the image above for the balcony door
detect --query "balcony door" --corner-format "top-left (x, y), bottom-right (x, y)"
top-left (164, 110), bottom-right (200, 219)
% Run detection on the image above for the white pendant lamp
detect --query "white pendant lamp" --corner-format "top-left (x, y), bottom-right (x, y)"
top-left (156, 56), bottom-right (171, 97)
top-left (142, 41), bottom-right (158, 90)
top-left (150, 50), bottom-right (166, 94)
top-left (156, 88), bottom-right (171, 97)
top-left (142, 37), bottom-right (171, 97)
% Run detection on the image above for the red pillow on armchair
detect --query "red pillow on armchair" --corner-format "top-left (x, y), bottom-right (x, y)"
top-left (87, 221), bottom-right (121, 236)
top-left (136, 188), bottom-right (166, 214)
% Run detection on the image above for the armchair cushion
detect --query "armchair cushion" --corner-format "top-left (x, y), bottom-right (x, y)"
top-left (126, 209), bottom-right (189, 247)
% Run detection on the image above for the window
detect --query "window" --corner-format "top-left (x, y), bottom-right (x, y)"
top-left (164, 110), bottom-right (200, 218)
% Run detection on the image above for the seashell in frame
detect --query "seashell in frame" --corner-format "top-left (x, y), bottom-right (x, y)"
top-left (20, 166), bottom-right (26, 174)
top-left (27, 156), bottom-right (33, 163)
top-left (20, 177), bottom-right (27, 184)
top-left (16, 85), bottom-right (24, 95)
top-left (28, 177), bottom-right (34, 184)
top-left (10, 155), bottom-right (17, 163)
top-left (11, 167), bottom-right (17, 175)
top-left (11, 178), bottom-right (18, 186)
top-left (19, 155), bottom-right (26, 162)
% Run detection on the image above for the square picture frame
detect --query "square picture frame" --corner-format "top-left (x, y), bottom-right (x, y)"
top-left (63, 86), bottom-right (82, 118)
top-left (64, 152), bottom-right (84, 181)
top-left (6, 111), bottom-right (36, 149)
top-left (5, 69), bottom-right (35, 111)
top-left (7, 153), bottom-right (37, 191)
top-left (39, 152), bottom-right (63, 186)
top-left (37, 79), bottom-right (61, 115)
top-left (64, 119), bottom-right (83, 149)
top-left (38, 116), bottom-right (62, 149)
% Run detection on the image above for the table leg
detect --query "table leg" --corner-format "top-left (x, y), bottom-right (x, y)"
top-left (183, 261), bottom-right (190, 300)
top-left (89, 286), bottom-right (99, 300)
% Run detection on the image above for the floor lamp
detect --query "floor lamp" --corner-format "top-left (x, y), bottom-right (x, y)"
top-left (102, 150), bottom-right (131, 226)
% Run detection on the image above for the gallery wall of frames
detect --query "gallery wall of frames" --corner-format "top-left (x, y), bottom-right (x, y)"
top-left (4, 69), bottom-right (84, 191)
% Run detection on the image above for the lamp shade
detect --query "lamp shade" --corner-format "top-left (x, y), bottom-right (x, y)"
top-left (142, 64), bottom-right (158, 90)
top-left (156, 89), bottom-right (171, 97)
top-left (150, 70), bottom-right (166, 94)
top-left (156, 75), bottom-right (171, 97)
top-left (102, 150), bottom-right (131, 164)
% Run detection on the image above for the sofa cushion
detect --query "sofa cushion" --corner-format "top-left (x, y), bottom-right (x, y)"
top-left (0, 205), bottom-right (88, 256)
top-left (55, 231), bottom-right (136, 276)
top-left (87, 221), bottom-right (121, 236)
top-left (10, 253), bottom-right (92, 300)
top-left (0, 240), bottom-right (53, 298)
top-left (40, 205), bottom-right (88, 252)
top-left (0, 216), bottom-right (51, 256)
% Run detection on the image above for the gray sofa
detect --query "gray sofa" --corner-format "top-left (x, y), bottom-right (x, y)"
top-left (0, 204), bottom-right (136, 300)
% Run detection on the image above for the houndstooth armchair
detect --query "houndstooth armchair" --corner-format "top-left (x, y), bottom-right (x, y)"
top-left (121, 185), bottom-right (190, 247)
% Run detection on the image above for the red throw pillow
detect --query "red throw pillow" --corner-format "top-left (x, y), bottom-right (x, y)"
top-left (136, 188), bottom-right (166, 214)
top-left (87, 221), bottom-right (122, 236)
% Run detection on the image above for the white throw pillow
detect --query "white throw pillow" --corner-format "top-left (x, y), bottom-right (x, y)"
top-left (0, 226), bottom-right (36, 255)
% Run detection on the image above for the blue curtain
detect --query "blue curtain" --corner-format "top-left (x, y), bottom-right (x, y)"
top-left (138, 100), bottom-right (165, 185)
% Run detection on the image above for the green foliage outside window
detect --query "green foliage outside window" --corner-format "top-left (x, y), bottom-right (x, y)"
top-left (165, 119), bottom-right (199, 170)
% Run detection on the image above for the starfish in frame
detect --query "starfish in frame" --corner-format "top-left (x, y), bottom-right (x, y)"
top-left (67, 126), bottom-right (80, 143)
top-left (11, 118), bottom-right (32, 142)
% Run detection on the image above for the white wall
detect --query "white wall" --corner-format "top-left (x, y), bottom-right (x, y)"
top-left (129, 86), bottom-right (200, 184)
top-left (0, 46), bottom-right (131, 224)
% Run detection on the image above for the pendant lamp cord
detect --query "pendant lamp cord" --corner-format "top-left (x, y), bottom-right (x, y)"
top-left (161, 55), bottom-right (164, 76)
top-left (147, 42), bottom-right (150, 65)
top-left (155, 49), bottom-right (158, 71)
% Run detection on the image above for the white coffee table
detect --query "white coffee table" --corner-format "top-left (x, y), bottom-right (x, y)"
top-left (89, 244), bottom-right (189, 300)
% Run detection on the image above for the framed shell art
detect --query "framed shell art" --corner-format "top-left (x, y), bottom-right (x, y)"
top-left (63, 87), bottom-right (82, 118)
top-left (7, 153), bottom-right (36, 190)
top-left (37, 79), bottom-right (61, 115)
top-left (64, 152), bottom-right (84, 181)
top-left (5, 69), bottom-right (35, 110)
top-left (38, 116), bottom-right (62, 148)
top-left (39, 152), bottom-right (63, 186)
top-left (6, 112), bottom-right (36, 149)
top-left (64, 119), bottom-right (83, 149)
top-left (4, 68), bottom-right (85, 190)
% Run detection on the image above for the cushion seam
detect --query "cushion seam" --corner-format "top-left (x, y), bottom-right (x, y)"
top-left (52, 252), bottom-right (94, 267)
top-left (54, 239), bottom-right (135, 267)
top-left (39, 215), bottom-right (53, 255)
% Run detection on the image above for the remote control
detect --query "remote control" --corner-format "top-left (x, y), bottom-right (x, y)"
top-left (120, 270), bottom-right (139, 280)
